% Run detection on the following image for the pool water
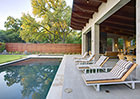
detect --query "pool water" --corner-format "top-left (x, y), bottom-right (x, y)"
top-left (0, 58), bottom-right (61, 99)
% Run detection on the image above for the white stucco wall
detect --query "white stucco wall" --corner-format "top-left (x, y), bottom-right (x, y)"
top-left (136, 0), bottom-right (140, 78)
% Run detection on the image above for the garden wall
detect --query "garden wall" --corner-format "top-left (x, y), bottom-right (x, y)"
top-left (6, 43), bottom-right (81, 54)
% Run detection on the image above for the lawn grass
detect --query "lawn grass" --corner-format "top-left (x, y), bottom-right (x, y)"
top-left (0, 55), bottom-right (26, 64)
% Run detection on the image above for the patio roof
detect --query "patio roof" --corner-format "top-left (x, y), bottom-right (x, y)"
top-left (70, 0), bottom-right (107, 30)
top-left (70, 0), bottom-right (135, 37)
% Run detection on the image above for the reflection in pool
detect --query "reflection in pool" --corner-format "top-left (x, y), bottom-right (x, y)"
top-left (0, 58), bottom-right (61, 99)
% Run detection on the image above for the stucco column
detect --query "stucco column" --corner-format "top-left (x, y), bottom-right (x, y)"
top-left (123, 38), bottom-right (126, 51)
top-left (91, 24), bottom-right (99, 59)
top-left (82, 33), bottom-right (87, 55)
top-left (136, 0), bottom-right (140, 78)
top-left (112, 37), bottom-right (118, 52)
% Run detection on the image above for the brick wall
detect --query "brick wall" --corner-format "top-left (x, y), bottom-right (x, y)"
top-left (6, 43), bottom-right (81, 54)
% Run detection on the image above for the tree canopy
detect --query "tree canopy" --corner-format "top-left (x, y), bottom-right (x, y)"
top-left (0, 16), bottom-right (24, 43)
top-left (19, 0), bottom-right (81, 43)
top-left (0, 0), bottom-right (81, 44)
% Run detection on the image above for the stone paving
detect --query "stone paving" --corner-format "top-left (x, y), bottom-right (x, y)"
top-left (62, 55), bottom-right (140, 99)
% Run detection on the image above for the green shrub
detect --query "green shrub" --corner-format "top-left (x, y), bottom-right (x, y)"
top-left (9, 52), bottom-right (12, 54)
top-left (0, 42), bottom-right (6, 52)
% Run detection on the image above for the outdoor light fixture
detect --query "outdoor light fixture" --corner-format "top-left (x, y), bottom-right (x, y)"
top-left (87, 0), bottom-right (89, 3)
top-left (115, 44), bottom-right (118, 47)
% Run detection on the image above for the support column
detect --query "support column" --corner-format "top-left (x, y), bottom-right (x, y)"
top-left (112, 37), bottom-right (118, 52)
top-left (136, 0), bottom-right (140, 78)
top-left (91, 24), bottom-right (99, 59)
top-left (123, 38), bottom-right (126, 51)
top-left (82, 33), bottom-right (87, 55)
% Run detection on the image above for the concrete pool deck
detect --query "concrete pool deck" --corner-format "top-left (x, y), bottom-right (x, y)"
top-left (60, 55), bottom-right (140, 99)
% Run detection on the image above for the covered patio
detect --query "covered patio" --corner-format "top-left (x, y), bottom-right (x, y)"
top-left (61, 0), bottom-right (140, 99)
top-left (71, 0), bottom-right (139, 76)
top-left (71, 0), bottom-right (136, 57)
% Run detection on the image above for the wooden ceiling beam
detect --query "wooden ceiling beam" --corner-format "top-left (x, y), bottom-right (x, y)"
top-left (74, 4), bottom-right (95, 13)
top-left (101, 26), bottom-right (135, 35)
top-left (73, 11), bottom-right (93, 16)
top-left (114, 10), bottom-right (135, 18)
top-left (71, 26), bottom-right (82, 30)
top-left (71, 24), bottom-right (83, 30)
top-left (101, 22), bottom-right (135, 31)
top-left (71, 17), bottom-right (88, 23)
top-left (99, 0), bottom-right (107, 3)
top-left (71, 19), bottom-right (87, 24)
top-left (104, 20), bottom-right (134, 28)
top-left (71, 21), bottom-right (85, 26)
top-left (101, 28), bottom-right (134, 36)
top-left (73, 12), bottom-right (92, 19)
top-left (112, 15), bottom-right (135, 21)
top-left (105, 17), bottom-right (135, 25)
top-left (91, 0), bottom-right (107, 3)
top-left (74, 2), bottom-right (98, 12)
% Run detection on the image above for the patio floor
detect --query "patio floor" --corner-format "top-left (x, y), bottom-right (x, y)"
top-left (62, 55), bottom-right (140, 99)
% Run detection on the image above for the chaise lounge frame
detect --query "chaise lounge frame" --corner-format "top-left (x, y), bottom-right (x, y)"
top-left (77, 56), bottom-right (110, 73)
top-left (82, 63), bottom-right (140, 91)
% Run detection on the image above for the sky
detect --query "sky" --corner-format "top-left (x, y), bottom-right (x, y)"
top-left (0, 0), bottom-right (73, 30)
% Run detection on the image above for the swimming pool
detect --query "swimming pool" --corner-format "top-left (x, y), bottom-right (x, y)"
top-left (0, 58), bottom-right (61, 99)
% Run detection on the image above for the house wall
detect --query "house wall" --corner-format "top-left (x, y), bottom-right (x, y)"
top-left (81, 0), bottom-right (131, 56)
top-left (136, 0), bottom-right (140, 78)
top-left (5, 43), bottom-right (81, 54)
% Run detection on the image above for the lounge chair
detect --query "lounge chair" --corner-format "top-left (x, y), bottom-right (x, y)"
top-left (82, 60), bottom-right (140, 91)
top-left (77, 56), bottom-right (110, 73)
top-left (75, 54), bottom-right (95, 64)
top-left (74, 52), bottom-right (88, 60)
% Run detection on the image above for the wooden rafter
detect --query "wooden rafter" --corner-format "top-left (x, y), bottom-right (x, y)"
top-left (73, 12), bottom-right (92, 19)
top-left (101, 22), bottom-right (135, 32)
top-left (71, 26), bottom-right (82, 30)
top-left (98, 0), bottom-right (107, 3)
top-left (71, 24), bottom-right (83, 29)
top-left (71, 19), bottom-right (86, 24)
top-left (112, 15), bottom-right (134, 21)
top-left (90, 0), bottom-right (107, 3)
top-left (73, 11), bottom-right (93, 16)
top-left (71, 22), bottom-right (85, 27)
top-left (74, 2), bottom-right (98, 12)
top-left (101, 26), bottom-right (135, 34)
top-left (101, 25), bottom-right (135, 33)
top-left (74, 4), bottom-right (95, 13)
top-left (71, 17), bottom-right (88, 23)
top-left (101, 28), bottom-right (134, 36)
top-left (104, 20), bottom-right (134, 28)
top-left (71, 18), bottom-right (87, 24)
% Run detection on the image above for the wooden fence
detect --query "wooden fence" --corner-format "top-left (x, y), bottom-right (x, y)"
top-left (6, 43), bottom-right (81, 54)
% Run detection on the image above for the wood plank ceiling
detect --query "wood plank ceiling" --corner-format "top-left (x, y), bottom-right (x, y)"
top-left (70, 0), bottom-right (136, 37)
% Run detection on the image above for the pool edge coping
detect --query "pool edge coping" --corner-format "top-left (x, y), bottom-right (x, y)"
top-left (0, 55), bottom-right (63, 67)
top-left (46, 55), bottom-right (67, 99)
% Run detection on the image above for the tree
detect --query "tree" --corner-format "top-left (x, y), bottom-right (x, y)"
top-left (20, 0), bottom-right (80, 43)
top-left (4, 16), bottom-right (22, 31)
top-left (0, 30), bottom-right (8, 42)
top-left (2, 16), bottom-right (25, 43)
